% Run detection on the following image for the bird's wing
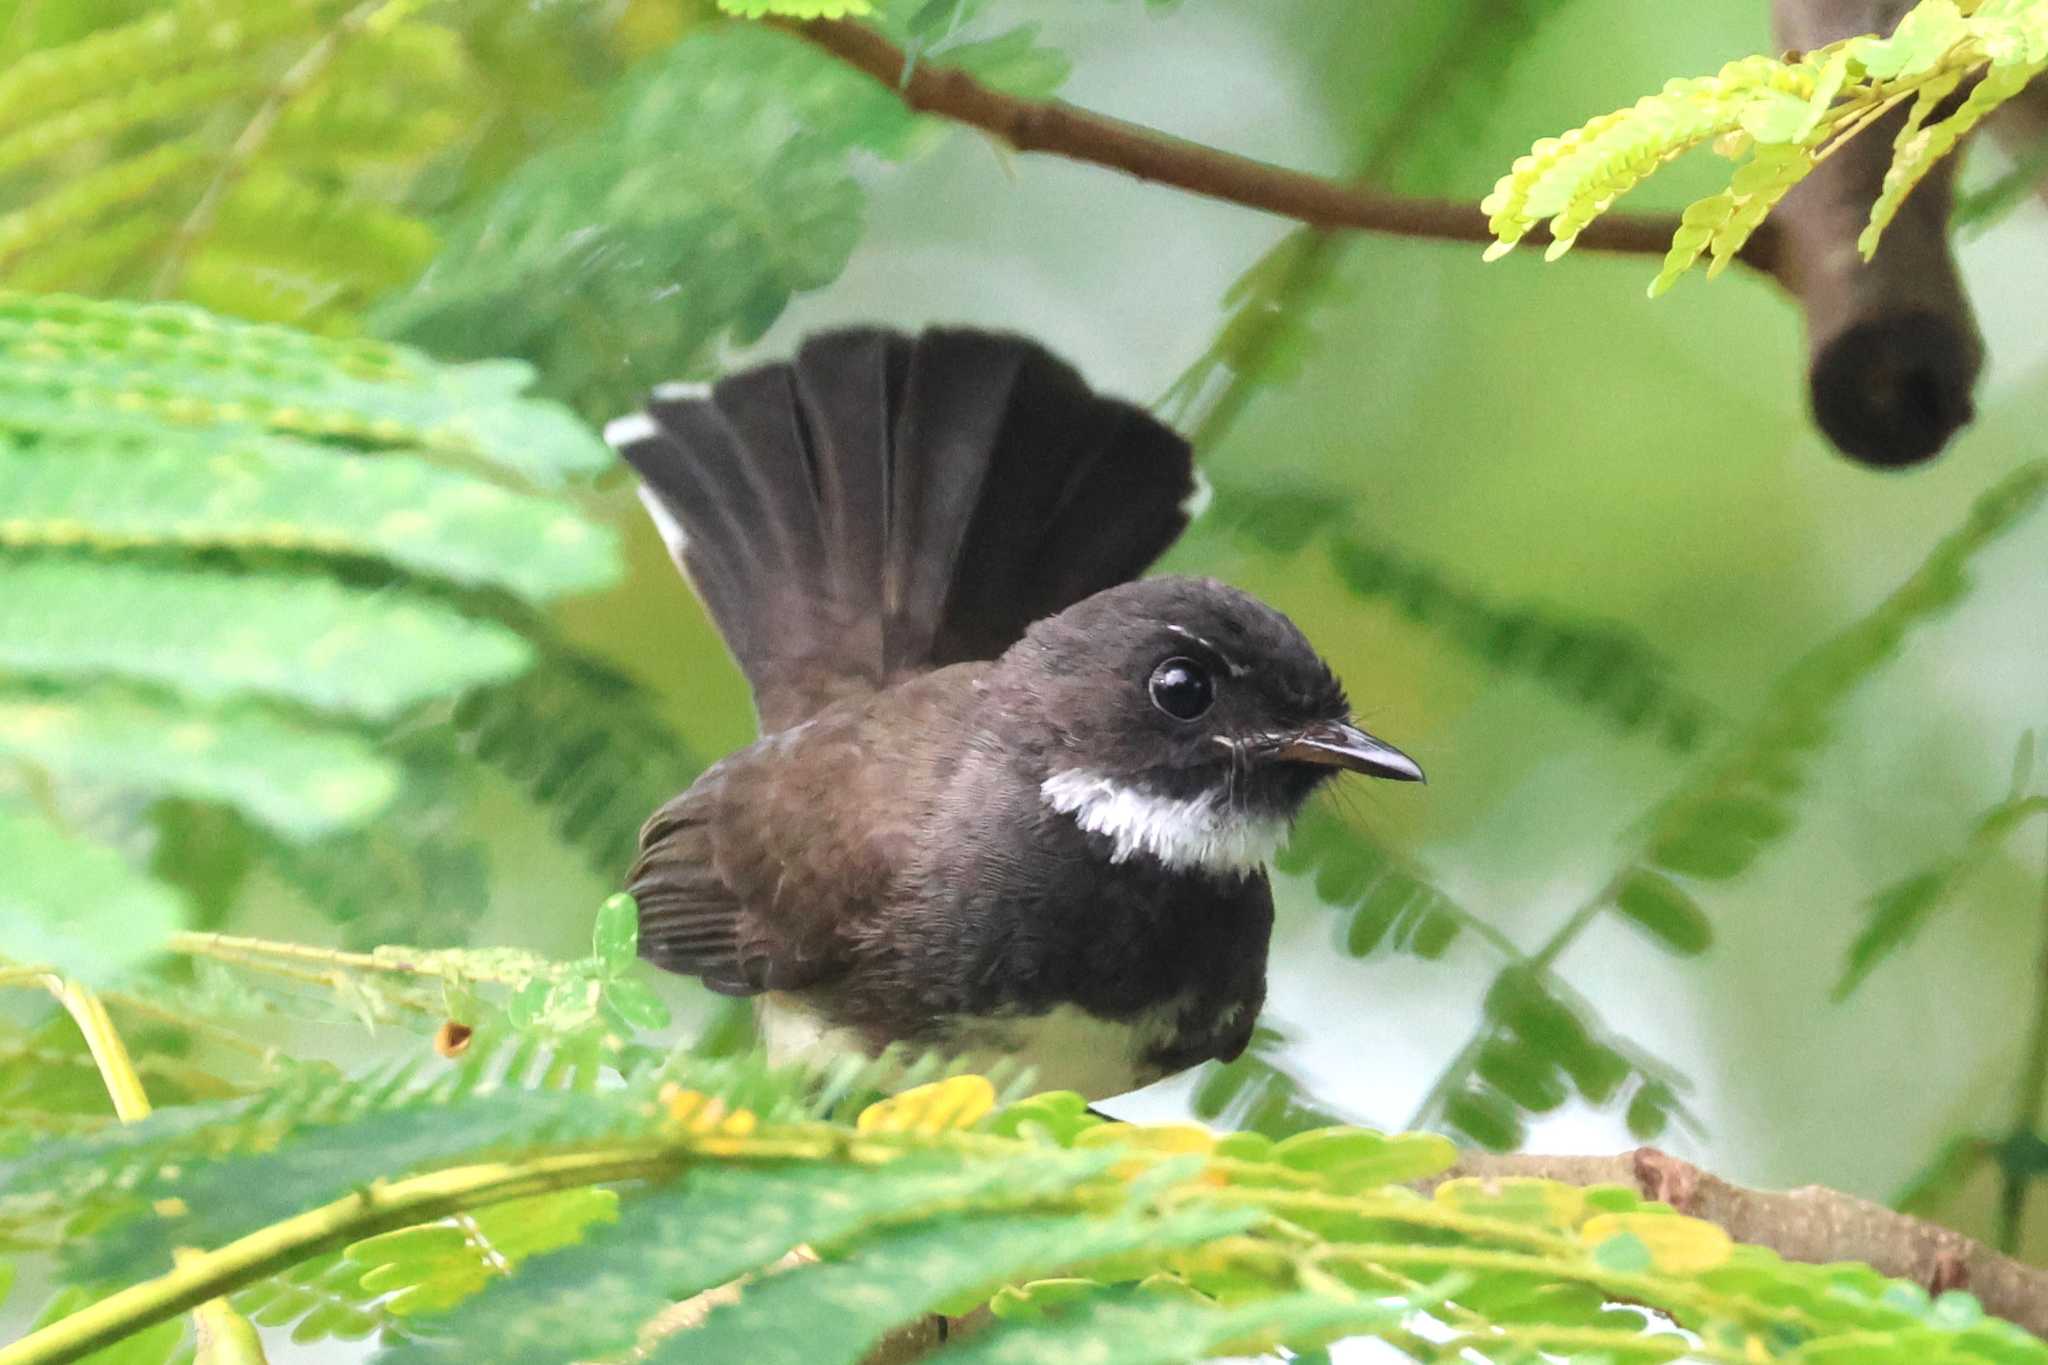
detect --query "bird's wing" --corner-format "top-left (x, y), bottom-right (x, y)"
top-left (625, 673), bottom-right (962, 995)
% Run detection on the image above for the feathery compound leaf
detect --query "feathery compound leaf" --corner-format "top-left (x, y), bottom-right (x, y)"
top-left (348, 1188), bottom-right (620, 1316)
top-left (376, 24), bottom-right (910, 418)
top-left (0, 805), bottom-right (183, 984)
top-left (1835, 790), bottom-right (2047, 999)
top-left (1203, 478), bottom-right (1716, 752)
top-left (0, 0), bottom-right (557, 330)
top-left (375, 1150), bottom-right (1121, 1365)
top-left (1276, 810), bottom-right (1473, 962)
top-left (0, 688), bottom-right (397, 839)
top-left (0, 434), bottom-right (618, 601)
top-left (663, 1206), bottom-right (1258, 1365)
top-left (1633, 461), bottom-right (2047, 892)
top-left (1328, 528), bottom-right (1718, 752)
top-left (0, 291), bottom-right (611, 486)
top-left (232, 1251), bottom-right (396, 1348)
top-left (378, 18), bottom-right (1068, 417)
top-left (938, 1291), bottom-right (1403, 1365)
top-left (1485, 0), bottom-right (2048, 283)
top-left (453, 643), bottom-right (703, 874)
top-left (0, 560), bottom-right (531, 722)
top-left (720, 0), bottom-right (874, 13)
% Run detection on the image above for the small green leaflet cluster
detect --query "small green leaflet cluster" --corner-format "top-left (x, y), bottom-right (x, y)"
top-left (375, 17), bottom-right (1072, 419)
top-left (0, 0), bottom-right (670, 332)
top-left (13, 1046), bottom-right (2048, 1365)
top-left (0, 290), bottom-right (616, 985)
top-left (1837, 732), bottom-right (2046, 999)
top-left (0, 0), bottom-right (453, 328)
top-left (1192, 1025), bottom-right (1359, 1138)
top-left (1617, 463), bottom-right (2047, 931)
top-left (1404, 461), bottom-right (2048, 1149)
top-left (450, 643), bottom-right (704, 877)
top-left (1482, 0), bottom-right (2048, 292)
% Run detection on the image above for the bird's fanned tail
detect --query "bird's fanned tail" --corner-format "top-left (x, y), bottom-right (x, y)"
top-left (605, 327), bottom-right (1199, 732)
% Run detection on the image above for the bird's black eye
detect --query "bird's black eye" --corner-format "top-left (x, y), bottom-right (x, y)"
top-left (1148, 656), bottom-right (1215, 721)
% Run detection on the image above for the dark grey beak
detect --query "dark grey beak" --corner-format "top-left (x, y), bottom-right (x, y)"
top-left (1273, 720), bottom-right (1425, 783)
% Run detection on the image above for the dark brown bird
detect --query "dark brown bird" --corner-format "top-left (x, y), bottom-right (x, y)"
top-left (606, 327), bottom-right (1421, 1099)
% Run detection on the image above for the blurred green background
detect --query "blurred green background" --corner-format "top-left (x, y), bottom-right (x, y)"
top-left (4, 0), bottom-right (2046, 1287)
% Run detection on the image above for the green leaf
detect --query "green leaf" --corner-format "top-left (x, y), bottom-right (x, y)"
top-left (1267, 1127), bottom-right (1457, 1185)
top-left (1443, 1086), bottom-right (1523, 1152)
top-left (1590, 1230), bottom-right (1654, 1273)
top-left (375, 25), bottom-right (924, 418)
top-left (934, 1290), bottom-right (1399, 1365)
top-left (661, 1205), bottom-right (1256, 1365)
top-left (0, 292), bottom-right (610, 486)
top-left (719, 0), bottom-right (873, 15)
top-left (593, 893), bottom-right (639, 976)
top-left (374, 1150), bottom-right (1121, 1365)
top-left (1835, 868), bottom-right (1953, 1000)
top-left (1476, 1037), bottom-right (1570, 1114)
top-left (602, 977), bottom-right (671, 1032)
top-left (1612, 870), bottom-right (1713, 956)
top-left (0, 560), bottom-right (531, 721)
top-left (349, 1188), bottom-right (619, 1316)
top-left (0, 433), bottom-right (618, 602)
top-left (0, 805), bottom-right (183, 985)
top-left (73, 1091), bottom-right (592, 1281)
top-left (1626, 1082), bottom-right (1676, 1142)
top-left (0, 688), bottom-right (397, 838)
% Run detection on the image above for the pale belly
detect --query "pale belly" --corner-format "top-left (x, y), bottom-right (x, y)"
top-left (757, 994), bottom-right (1234, 1102)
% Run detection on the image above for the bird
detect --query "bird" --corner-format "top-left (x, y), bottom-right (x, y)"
top-left (605, 326), bottom-right (1422, 1101)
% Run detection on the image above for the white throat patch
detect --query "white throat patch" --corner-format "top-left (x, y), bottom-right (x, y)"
top-left (1040, 769), bottom-right (1286, 875)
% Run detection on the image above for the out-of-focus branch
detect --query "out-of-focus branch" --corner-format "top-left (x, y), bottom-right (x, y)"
top-left (1771, 0), bottom-right (1984, 467)
top-left (772, 17), bottom-right (1783, 280)
top-left (1428, 1147), bottom-right (2048, 1341)
top-left (1987, 81), bottom-right (2048, 211)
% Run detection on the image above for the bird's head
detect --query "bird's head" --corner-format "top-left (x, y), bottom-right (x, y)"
top-left (997, 576), bottom-right (1422, 876)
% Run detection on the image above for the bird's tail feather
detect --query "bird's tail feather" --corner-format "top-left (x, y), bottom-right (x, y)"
top-left (607, 327), bottom-right (1197, 730)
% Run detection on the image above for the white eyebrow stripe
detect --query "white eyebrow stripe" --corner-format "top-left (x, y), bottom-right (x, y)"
top-left (1164, 624), bottom-right (1250, 677)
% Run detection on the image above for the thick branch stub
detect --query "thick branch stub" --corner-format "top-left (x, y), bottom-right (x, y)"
top-left (1429, 1147), bottom-right (2048, 1341)
top-left (1771, 0), bottom-right (1984, 467)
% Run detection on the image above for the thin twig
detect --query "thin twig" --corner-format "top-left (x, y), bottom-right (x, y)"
top-left (37, 976), bottom-right (267, 1362)
top-left (771, 17), bottom-right (1785, 285)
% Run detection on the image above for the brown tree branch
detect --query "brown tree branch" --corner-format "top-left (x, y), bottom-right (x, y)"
top-left (1769, 0), bottom-right (1983, 467)
top-left (773, 17), bottom-right (1785, 284)
top-left (1427, 1147), bottom-right (2048, 1340)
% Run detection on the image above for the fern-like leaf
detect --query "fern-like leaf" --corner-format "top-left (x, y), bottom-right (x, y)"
top-left (1485, 0), bottom-right (2048, 285)
top-left (377, 19), bottom-right (1070, 417)
top-left (0, 805), bottom-right (184, 986)
top-left (0, 432), bottom-right (617, 600)
top-left (1626, 461), bottom-right (2046, 894)
top-left (1836, 789), bottom-right (2047, 999)
top-left (0, 687), bottom-right (397, 839)
top-left (0, 559), bottom-right (531, 722)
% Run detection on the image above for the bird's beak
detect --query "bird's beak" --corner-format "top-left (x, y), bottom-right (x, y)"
top-left (1273, 720), bottom-right (1425, 783)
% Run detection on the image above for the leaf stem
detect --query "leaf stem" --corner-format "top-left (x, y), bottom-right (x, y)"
top-left (1997, 816), bottom-right (2048, 1253)
top-left (36, 975), bottom-right (268, 1362)
top-left (0, 1145), bottom-right (688, 1365)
